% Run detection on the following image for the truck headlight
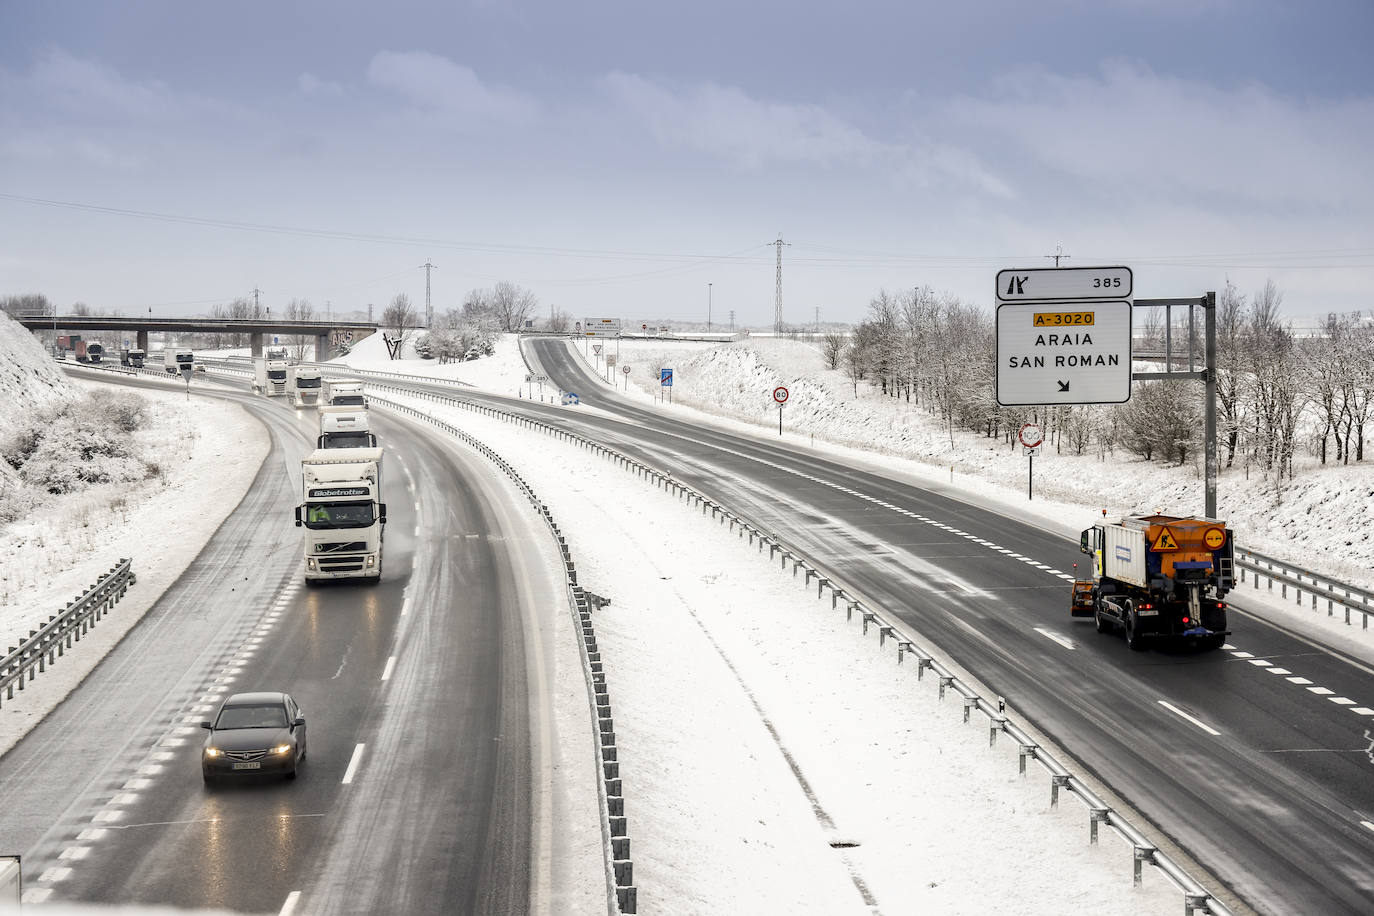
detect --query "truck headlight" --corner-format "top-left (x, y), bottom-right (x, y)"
top-left (365, 555), bottom-right (376, 568)
top-left (307, 558), bottom-right (317, 570)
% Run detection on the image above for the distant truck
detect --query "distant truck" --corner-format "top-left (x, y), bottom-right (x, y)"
top-left (86, 342), bottom-right (105, 364)
top-left (317, 405), bottom-right (377, 449)
top-left (1077, 513), bottom-right (1234, 650)
top-left (290, 366), bottom-right (322, 408)
top-left (119, 348), bottom-right (146, 368)
top-left (163, 348), bottom-right (194, 374)
top-left (265, 345), bottom-right (290, 361)
top-left (322, 378), bottom-right (367, 407)
top-left (296, 447), bottom-right (386, 583)
top-left (74, 340), bottom-right (89, 362)
top-left (253, 356), bottom-right (290, 396)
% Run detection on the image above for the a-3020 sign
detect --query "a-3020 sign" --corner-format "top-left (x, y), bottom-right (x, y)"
top-left (994, 266), bottom-right (1133, 406)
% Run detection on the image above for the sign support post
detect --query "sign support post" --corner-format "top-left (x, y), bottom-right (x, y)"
top-left (773, 386), bottom-right (789, 435)
top-left (1018, 423), bottom-right (1044, 501)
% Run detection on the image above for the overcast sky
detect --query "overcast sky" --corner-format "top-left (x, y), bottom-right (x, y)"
top-left (2, 0), bottom-right (1371, 326)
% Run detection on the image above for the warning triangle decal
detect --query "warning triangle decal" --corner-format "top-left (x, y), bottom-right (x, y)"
top-left (1152, 527), bottom-right (1180, 551)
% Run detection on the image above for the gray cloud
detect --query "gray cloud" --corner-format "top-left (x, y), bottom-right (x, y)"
top-left (366, 50), bottom-right (537, 125)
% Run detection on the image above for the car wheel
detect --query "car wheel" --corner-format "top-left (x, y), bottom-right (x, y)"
top-left (285, 761), bottom-right (298, 780)
top-left (202, 771), bottom-right (215, 787)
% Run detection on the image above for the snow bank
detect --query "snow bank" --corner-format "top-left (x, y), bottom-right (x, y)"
top-left (0, 313), bottom-right (73, 438)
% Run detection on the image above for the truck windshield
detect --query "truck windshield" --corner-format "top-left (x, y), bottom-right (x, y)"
top-left (303, 501), bottom-right (375, 529)
top-left (332, 395), bottom-right (366, 405)
top-left (321, 433), bottom-right (373, 448)
top-left (268, 370), bottom-right (287, 380)
top-left (297, 378), bottom-right (321, 388)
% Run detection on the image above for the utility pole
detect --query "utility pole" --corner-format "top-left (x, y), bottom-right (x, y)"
top-left (251, 287), bottom-right (264, 315)
top-left (1044, 245), bottom-right (1070, 267)
top-left (729, 310), bottom-right (735, 330)
top-left (326, 300), bottom-right (332, 322)
top-left (814, 306), bottom-right (820, 333)
top-left (708, 282), bottom-right (713, 333)
top-left (421, 260), bottom-right (436, 327)
top-left (770, 234), bottom-right (789, 334)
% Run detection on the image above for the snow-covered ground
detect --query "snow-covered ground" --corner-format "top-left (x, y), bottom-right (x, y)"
top-left (5, 322), bottom-right (1369, 913)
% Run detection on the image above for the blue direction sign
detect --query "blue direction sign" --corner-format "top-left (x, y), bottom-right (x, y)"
top-left (661, 368), bottom-right (673, 386)
top-left (562, 392), bottom-right (580, 405)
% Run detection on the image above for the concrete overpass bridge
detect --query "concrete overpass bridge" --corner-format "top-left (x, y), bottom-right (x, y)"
top-left (14, 315), bottom-right (379, 358)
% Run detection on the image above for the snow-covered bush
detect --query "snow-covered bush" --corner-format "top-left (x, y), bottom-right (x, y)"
top-left (2, 390), bottom-right (158, 495)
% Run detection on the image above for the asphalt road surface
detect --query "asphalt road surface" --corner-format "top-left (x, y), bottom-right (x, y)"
top-left (0, 372), bottom-right (558, 914)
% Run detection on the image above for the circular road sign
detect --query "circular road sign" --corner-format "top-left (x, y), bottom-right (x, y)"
top-left (772, 386), bottom-right (789, 404)
top-left (622, 365), bottom-right (630, 374)
top-left (1018, 422), bottom-right (1045, 448)
top-left (1203, 527), bottom-right (1227, 550)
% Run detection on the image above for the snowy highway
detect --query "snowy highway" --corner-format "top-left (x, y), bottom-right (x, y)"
top-left (0, 374), bottom-right (585, 914)
top-left (385, 336), bottom-right (1374, 916)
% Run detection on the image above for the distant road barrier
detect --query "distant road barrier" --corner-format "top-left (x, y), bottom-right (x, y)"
top-left (1234, 547), bottom-right (1374, 628)
top-left (0, 560), bottom-right (135, 709)
top-left (364, 381), bottom-right (1237, 916)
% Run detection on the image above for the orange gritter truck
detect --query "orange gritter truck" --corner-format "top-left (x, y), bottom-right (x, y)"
top-left (1075, 513), bottom-right (1234, 651)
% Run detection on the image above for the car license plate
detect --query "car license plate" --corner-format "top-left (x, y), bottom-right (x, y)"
top-left (232, 762), bottom-right (261, 770)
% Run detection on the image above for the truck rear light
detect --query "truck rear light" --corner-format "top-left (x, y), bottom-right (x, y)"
top-left (1217, 602), bottom-right (1226, 609)
top-left (1182, 617), bottom-right (1191, 625)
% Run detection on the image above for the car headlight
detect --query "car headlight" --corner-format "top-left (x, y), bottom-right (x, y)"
top-left (272, 744), bottom-right (292, 755)
top-left (204, 747), bottom-right (221, 758)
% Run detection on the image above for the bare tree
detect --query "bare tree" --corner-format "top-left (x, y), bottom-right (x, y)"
top-left (284, 297), bottom-right (315, 361)
top-left (381, 292), bottom-right (418, 359)
top-left (821, 332), bottom-right (847, 370)
top-left (547, 307), bottom-right (572, 333)
top-left (489, 281), bottom-right (538, 332)
top-left (1, 293), bottom-right (53, 319)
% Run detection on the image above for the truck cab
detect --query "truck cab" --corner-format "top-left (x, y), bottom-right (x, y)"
top-left (295, 447), bottom-right (386, 584)
top-left (317, 406), bottom-right (377, 449)
top-left (290, 366), bottom-right (322, 407)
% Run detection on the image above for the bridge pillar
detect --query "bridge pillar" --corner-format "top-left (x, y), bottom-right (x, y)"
top-left (315, 333), bottom-right (330, 361)
top-left (251, 333), bottom-right (264, 357)
top-left (136, 329), bottom-right (149, 351)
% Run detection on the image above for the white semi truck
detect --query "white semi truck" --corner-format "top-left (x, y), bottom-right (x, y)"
top-left (296, 447), bottom-right (386, 583)
top-left (163, 348), bottom-right (194, 374)
top-left (317, 405), bottom-right (377, 449)
top-left (322, 378), bottom-right (367, 407)
top-left (290, 366), bottom-right (323, 407)
top-left (253, 357), bottom-right (290, 396)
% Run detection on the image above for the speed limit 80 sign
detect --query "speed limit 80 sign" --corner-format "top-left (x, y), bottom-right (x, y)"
top-left (772, 386), bottom-right (789, 404)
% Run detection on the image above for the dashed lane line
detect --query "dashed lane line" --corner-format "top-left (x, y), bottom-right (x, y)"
top-left (1158, 700), bottom-right (1222, 736)
top-left (342, 744), bottom-right (365, 785)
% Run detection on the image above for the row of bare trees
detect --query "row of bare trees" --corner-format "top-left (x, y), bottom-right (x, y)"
top-left (836, 282), bottom-right (1373, 490)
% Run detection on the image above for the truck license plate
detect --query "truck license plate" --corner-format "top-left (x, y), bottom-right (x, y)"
top-left (232, 762), bottom-right (261, 770)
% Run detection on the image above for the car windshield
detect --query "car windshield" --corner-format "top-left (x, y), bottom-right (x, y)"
top-left (304, 500), bottom-right (375, 529)
top-left (215, 704), bottom-right (286, 729)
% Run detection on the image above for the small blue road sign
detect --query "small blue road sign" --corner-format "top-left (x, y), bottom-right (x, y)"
top-left (562, 392), bottom-right (580, 405)
top-left (661, 368), bottom-right (673, 386)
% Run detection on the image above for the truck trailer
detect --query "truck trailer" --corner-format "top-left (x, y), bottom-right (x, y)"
top-left (317, 405), bottom-right (377, 449)
top-left (296, 447), bottom-right (386, 583)
top-left (322, 378), bottom-right (367, 407)
top-left (1077, 513), bottom-right (1234, 650)
top-left (163, 348), bottom-right (194, 374)
top-left (253, 357), bottom-right (290, 396)
top-left (290, 366), bottom-right (323, 408)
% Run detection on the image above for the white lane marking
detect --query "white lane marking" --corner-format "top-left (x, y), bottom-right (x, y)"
top-left (1287, 676), bottom-right (1313, 684)
top-left (1352, 707), bottom-right (1374, 716)
top-left (22, 888), bottom-right (54, 903)
top-left (1231, 651), bottom-right (1254, 658)
top-left (59, 846), bottom-right (90, 861)
top-left (1362, 821), bottom-right (1374, 833)
top-left (77, 828), bottom-right (107, 841)
top-left (342, 744), bottom-right (365, 784)
top-left (279, 891), bottom-right (302, 916)
top-left (401, 595), bottom-right (412, 617)
top-left (110, 793), bottom-right (139, 805)
top-left (122, 778), bottom-right (151, 790)
top-left (1033, 627), bottom-right (1076, 650)
top-left (1249, 659), bottom-right (1272, 667)
top-left (1158, 700), bottom-right (1221, 736)
top-left (38, 866), bottom-right (71, 883)
top-left (1309, 687), bottom-right (1335, 696)
top-left (381, 656), bottom-right (396, 681)
top-left (413, 525), bottom-right (419, 538)
top-left (1330, 697), bottom-right (1356, 706)
top-left (92, 810), bottom-right (123, 824)
top-left (1266, 668), bottom-right (1292, 675)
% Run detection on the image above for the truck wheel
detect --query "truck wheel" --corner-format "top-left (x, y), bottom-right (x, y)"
top-left (1200, 635), bottom-right (1226, 651)
top-left (1094, 604), bottom-right (1112, 634)
top-left (1124, 607), bottom-right (1147, 652)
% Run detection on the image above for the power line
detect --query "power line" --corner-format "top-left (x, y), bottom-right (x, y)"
top-left (1045, 245), bottom-right (1070, 267)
